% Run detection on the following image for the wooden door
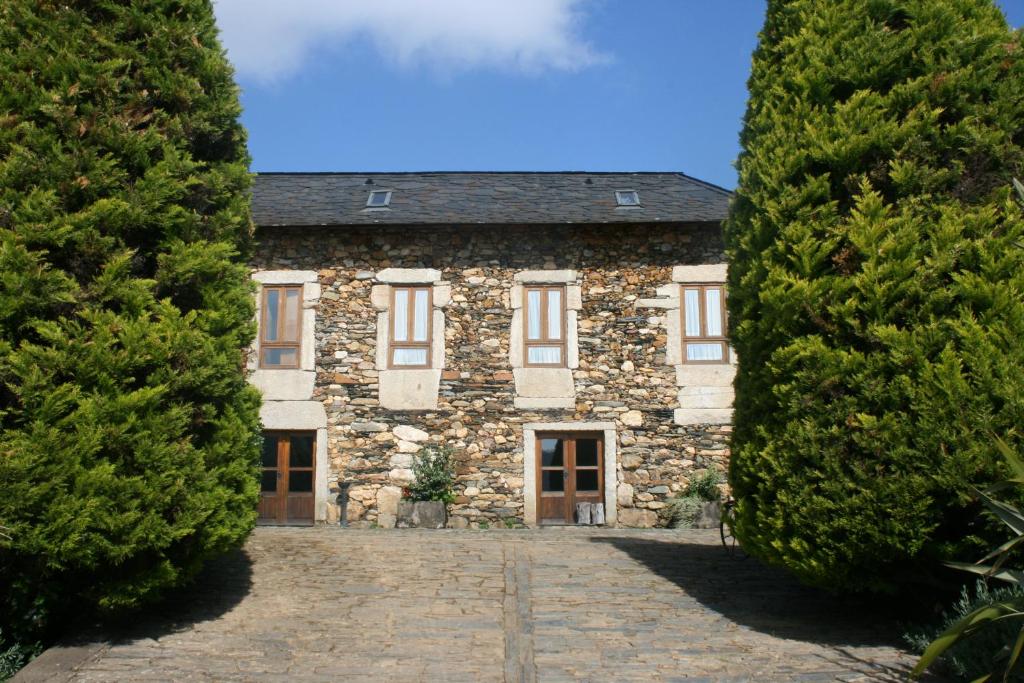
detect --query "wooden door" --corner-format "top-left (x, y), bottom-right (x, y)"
top-left (537, 434), bottom-right (604, 525)
top-left (258, 431), bottom-right (315, 525)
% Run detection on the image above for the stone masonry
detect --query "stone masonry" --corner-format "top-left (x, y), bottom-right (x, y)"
top-left (250, 222), bottom-right (731, 528)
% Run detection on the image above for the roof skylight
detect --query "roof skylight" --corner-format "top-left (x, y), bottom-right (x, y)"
top-left (615, 190), bottom-right (640, 206)
top-left (367, 190), bottom-right (392, 208)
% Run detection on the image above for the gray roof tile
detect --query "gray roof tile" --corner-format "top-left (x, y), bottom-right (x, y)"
top-left (252, 172), bottom-right (731, 227)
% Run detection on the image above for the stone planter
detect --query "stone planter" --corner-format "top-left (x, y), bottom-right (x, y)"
top-left (693, 500), bottom-right (721, 529)
top-left (396, 500), bottom-right (447, 528)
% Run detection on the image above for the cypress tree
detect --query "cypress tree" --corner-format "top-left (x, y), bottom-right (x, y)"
top-left (0, 0), bottom-right (261, 638)
top-left (727, 0), bottom-right (1024, 592)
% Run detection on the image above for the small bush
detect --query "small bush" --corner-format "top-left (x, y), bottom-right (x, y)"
top-left (668, 471), bottom-right (724, 529)
top-left (905, 580), bottom-right (1024, 681)
top-left (688, 470), bottom-right (723, 502)
top-left (404, 446), bottom-right (456, 503)
top-left (0, 629), bottom-right (39, 682)
top-left (667, 496), bottom-right (704, 529)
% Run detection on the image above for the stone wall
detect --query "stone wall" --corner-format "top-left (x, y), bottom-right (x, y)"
top-left (249, 223), bottom-right (731, 528)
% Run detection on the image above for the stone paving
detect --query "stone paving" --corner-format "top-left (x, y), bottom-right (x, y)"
top-left (19, 528), bottom-right (924, 682)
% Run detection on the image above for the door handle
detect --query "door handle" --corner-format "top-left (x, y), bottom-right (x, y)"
top-left (563, 471), bottom-right (569, 478)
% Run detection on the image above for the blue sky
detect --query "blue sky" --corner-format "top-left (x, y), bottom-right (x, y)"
top-left (215, 1), bottom-right (1024, 190)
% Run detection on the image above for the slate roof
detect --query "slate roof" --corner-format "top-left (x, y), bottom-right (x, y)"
top-left (252, 172), bottom-right (731, 227)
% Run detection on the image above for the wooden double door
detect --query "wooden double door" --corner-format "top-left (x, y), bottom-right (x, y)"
top-left (537, 433), bottom-right (604, 525)
top-left (258, 431), bottom-right (315, 525)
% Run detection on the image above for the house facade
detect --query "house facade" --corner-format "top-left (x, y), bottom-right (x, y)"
top-left (248, 172), bottom-right (734, 528)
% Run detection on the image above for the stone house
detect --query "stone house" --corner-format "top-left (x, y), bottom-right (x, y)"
top-left (249, 172), bottom-right (733, 528)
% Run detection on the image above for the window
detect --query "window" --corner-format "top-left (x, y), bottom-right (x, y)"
top-left (367, 190), bottom-right (392, 207)
top-left (681, 285), bottom-right (728, 363)
top-left (524, 286), bottom-right (566, 367)
top-left (260, 285), bottom-right (302, 368)
top-left (390, 286), bottom-right (431, 367)
top-left (615, 190), bottom-right (640, 206)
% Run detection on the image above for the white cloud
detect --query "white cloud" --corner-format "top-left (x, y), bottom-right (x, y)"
top-left (213, 0), bottom-right (609, 83)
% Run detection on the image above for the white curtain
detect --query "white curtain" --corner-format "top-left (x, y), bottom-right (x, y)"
top-left (547, 289), bottom-right (562, 339)
top-left (684, 288), bottom-right (701, 336)
top-left (392, 348), bottom-right (427, 365)
top-left (413, 289), bottom-right (429, 341)
top-left (687, 343), bottom-right (723, 361)
top-left (705, 288), bottom-right (722, 336)
top-left (284, 289), bottom-right (300, 341)
top-left (528, 346), bottom-right (562, 364)
top-left (527, 290), bottom-right (542, 340)
top-left (264, 289), bottom-right (279, 341)
top-left (393, 289), bottom-right (409, 341)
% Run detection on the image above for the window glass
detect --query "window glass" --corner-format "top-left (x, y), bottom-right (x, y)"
top-left (541, 439), bottom-right (563, 467)
top-left (527, 346), bottom-right (562, 364)
top-left (616, 191), bottom-right (639, 206)
top-left (687, 343), bottom-right (724, 361)
top-left (576, 439), bottom-right (599, 467)
top-left (262, 347), bottom-right (297, 366)
top-left (542, 471), bottom-right (564, 492)
top-left (547, 289), bottom-right (562, 339)
top-left (393, 348), bottom-right (428, 366)
top-left (412, 289), bottom-right (429, 342)
top-left (684, 288), bottom-right (701, 336)
top-left (393, 289), bottom-right (409, 342)
top-left (705, 288), bottom-right (723, 337)
top-left (576, 470), bottom-right (599, 491)
top-left (261, 471), bottom-right (278, 492)
top-left (283, 288), bottom-right (300, 341)
top-left (288, 471), bottom-right (313, 492)
top-left (289, 435), bottom-right (315, 468)
top-left (527, 290), bottom-right (542, 340)
top-left (264, 289), bottom-right (279, 341)
top-left (261, 436), bottom-right (279, 468)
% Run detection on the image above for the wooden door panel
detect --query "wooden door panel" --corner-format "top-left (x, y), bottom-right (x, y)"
top-left (287, 495), bottom-right (314, 522)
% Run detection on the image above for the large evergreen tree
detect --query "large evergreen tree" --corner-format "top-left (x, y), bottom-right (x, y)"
top-left (727, 0), bottom-right (1024, 592)
top-left (0, 0), bottom-right (261, 638)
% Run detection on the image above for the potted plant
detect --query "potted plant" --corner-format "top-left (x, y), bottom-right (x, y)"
top-left (397, 445), bottom-right (455, 528)
top-left (667, 469), bottom-right (724, 529)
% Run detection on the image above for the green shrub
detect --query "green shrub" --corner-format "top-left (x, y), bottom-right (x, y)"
top-left (727, 0), bottom-right (1024, 592)
top-left (906, 580), bottom-right (1024, 681)
top-left (911, 438), bottom-right (1024, 680)
top-left (0, 0), bottom-right (261, 644)
top-left (667, 496), bottom-right (704, 529)
top-left (687, 470), bottom-right (723, 503)
top-left (404, 446), bottom-right (456, 503)
top-left (0, 629), bottom-right (39, 682)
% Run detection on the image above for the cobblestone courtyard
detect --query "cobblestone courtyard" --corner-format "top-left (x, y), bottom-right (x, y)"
top-left (19, 528), bottom-right (920, 682)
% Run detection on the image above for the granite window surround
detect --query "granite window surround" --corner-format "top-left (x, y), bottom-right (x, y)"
top-left (371, 268), bottom-right (451, 410)
top-left (509, 270), bottom-right (581, 410)
top-left (638, 264), bottom-right (736, 425)
top-left (249, 270), bottom-right (320, 401)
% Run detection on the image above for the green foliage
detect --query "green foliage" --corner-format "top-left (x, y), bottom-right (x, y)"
top-left (0, 629), bottom-right (39, 682)
top-left (0, 0), bottom-right (261, 645)
top-left (668, 471), bottom-right (724, 528)
top-left (906, 580), bottom-right (1024, 681)
top-left (687, 470), bottom-right (723, 503)
top-left (727, 0), bottom-right (1024, 593)
top-left (668, 496), bottom-right (704, 529)
top-left (912, 440), bottom-right (1024, 680)
top-left (404, 446), bottom-right (456, 504)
